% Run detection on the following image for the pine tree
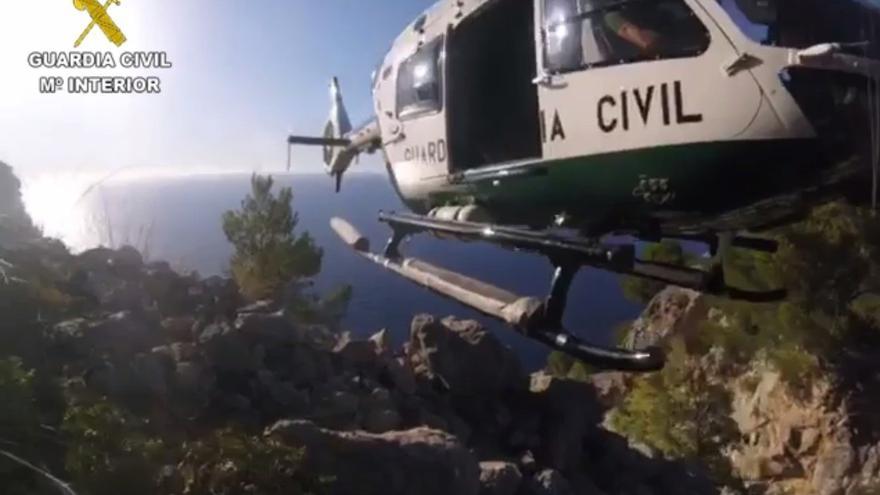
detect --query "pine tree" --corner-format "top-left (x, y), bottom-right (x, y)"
top-left (222, 174), bottom-right (323, 301)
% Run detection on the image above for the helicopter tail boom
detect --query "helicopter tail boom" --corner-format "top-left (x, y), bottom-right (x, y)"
top-left (286, 77), bottom-right (381, 192)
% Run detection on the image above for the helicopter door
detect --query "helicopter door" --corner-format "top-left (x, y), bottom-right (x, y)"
top-left (446, 0), bottom-right (543, 171)
top-left (533, 0), bottom-right (763, 159)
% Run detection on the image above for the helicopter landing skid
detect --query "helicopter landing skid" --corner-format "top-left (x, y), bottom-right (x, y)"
top-left (377, 212), bottom-right (786, 303)
top-left (330, 216), bottom-right (664, 372)
top-left (329, 213), bottom-right (784, 373)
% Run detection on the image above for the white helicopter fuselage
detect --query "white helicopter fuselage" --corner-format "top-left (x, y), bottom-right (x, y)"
top-left (290, 0), bottom-right (880, 370)
top-left (316, 0), bottom-right (879, 234)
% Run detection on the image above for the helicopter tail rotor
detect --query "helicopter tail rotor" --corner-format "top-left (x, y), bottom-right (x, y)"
top-left (323, 77), bottom-right (354, 187)
top-left (286, 77), bottom-right (380, 192)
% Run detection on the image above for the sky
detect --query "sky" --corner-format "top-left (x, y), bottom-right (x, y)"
top-left (0, 0), bottom-right (434, 183)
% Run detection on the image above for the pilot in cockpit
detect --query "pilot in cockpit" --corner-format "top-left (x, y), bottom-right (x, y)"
top-left (546, 0), bottom-right (708, 70)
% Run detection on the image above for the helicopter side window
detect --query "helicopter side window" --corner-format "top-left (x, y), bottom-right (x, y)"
top-left (543, 0), bottom-right (710, 73)
top-left (396, 37), bottom-right (444, 120)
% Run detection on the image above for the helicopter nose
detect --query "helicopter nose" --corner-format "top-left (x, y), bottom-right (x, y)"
top-left (781, 67), bottom-right (876, 166)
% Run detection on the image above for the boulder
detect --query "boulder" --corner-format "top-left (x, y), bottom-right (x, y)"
top-left (624, 287), bottom-right (706, 351)
top-left (334, 332), bottom-right (380, 369)
top-left (479, 461), bottom-right (522, 495)
top-left (529, 371), bottom-right (603, 472)
top-left (363, 407), bottom-right (403, 433)
top-left (369, 328), bottom-right (392, 356)
top-left (234, 310), bottom-right (299, 345)
top-left (77, 245), bottom-right (143, 274)
top-left (198, 321), bottom-right (257, 373)
top-left (199, 276), bottom-right (242, 318)
top-left (160, 316), bottom-right (197, 343)
top-left (83, 361), bottom-right (124, 396)
top-left (267, 419), bottom-right (481, 495)
top-left (278, 345), bottom-right (330, 387)
top-left (237, 299), bottom-right (276, 315)
top-left (76, 247), bottom-right (117, 273)
top-left (76, 267), bottom-right (149, 311)
top-left (172, 360), bottom-right (215, 410)
top-left (311, 387), bottom-right (361, 429)
top-left (298, 324), bottom-right (338, 351)
top-left (163, 342), bottom-right (199, 363)
top-left (407, 315), bottom-right (525, 396)
top-left (255, 370), bottom-right (311, 415)
top-left (588, 371), bottom-right (629, 408)
top-left (382, 356), bottom-right (416, 395)
top-left (84, 354), bottom-right (172, 407)
top-left (132, 351), bottom-right (173, 397)
top-left (109, 245), bottom-right (144, 274)
top-left (813, 443), bottom-right (855, 495)
top-left (143, 263), bottom-right (195, 316)
top-left (359, 386), bottom-right (401, 433)
top-left (523, 469), bottom-right (575, 495)
top-left (49, 311), bottom-right (161, 358)
top-left (728, 366), bottom-right (840, 485)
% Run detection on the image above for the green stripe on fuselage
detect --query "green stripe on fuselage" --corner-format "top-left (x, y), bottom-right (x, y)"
top-left (425, 139), bottom-right (824, 228)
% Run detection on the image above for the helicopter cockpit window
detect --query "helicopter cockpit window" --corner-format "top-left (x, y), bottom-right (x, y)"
top-left (717, 0), bottom-right (772, 44)
top-left (396, 37), bottom-right (444, 120)
top-left (718, 0), bottom-right (878, 54)
top-left (543, 0), bottom-right (710, 73)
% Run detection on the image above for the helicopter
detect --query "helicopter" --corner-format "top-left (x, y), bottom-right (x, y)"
top-left (286, 0), bottom-right (880, 372)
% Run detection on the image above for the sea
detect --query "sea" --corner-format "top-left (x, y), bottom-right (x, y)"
top-left (25, 173), bottom-right (642, 370)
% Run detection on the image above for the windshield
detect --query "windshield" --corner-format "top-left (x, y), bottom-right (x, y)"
top-left (720, 0), bottom-right (880, 55)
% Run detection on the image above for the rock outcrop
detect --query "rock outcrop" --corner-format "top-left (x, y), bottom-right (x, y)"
top-left (0, 239), bottom-right (731, 495)
top-left (607, 286), bottom-right (880, 495)
top-left (268, 419), bottom-right (481, 495)
top-left (0, 161), bottom-right (39, 249)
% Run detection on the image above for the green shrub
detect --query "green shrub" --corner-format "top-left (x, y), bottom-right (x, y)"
top-left (0, 358), bottom-right (39, 444)
top-left (178, 428), bottom-right (326, 495)
top-left (767, 346), bottom-right (820, 394)
top-left (287, 284), bottom-right (353, 330)
top-left (223, 175), bottom-right (323, 301)
top-left (545, 350), bottom-right (575, 378)
top-left (61, 395), bottom-right (326, 495)
top-left (545, 350), bottom-right (596, 381)
top-left (611, 340), bottom-right (738, 481)
top-left (0, 358), bottom-right (66, 495)
top-left (62, 399), bottom-right (168, 495)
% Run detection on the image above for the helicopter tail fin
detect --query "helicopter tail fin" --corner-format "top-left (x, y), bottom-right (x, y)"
top-left (286, 77), bottom-right (380, 192)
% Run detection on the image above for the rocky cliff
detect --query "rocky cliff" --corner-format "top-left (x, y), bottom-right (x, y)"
top-left (601, 287), bottom-right (880, 495)
top-left (3, 244), bottom-right (873, 494)
top-left (0, 238), bottom-right (726, 495)
top-left (1, 161), bottom-right (874, 494)
top-left (0, 161), bottom-right (39, 249)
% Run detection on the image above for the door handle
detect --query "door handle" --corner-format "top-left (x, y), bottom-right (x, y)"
top-left (384, 131), bottom-right (406, 146)
top-left (533, 72), bottom-right (568, 89)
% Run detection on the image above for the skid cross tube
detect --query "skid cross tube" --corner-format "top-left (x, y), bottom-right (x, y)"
top-left (379, 212), bottom-right (635, 270)
top-left (543, 261), bottom-right (578, 329)
top-left (384, 228), bottom-right (408, 259)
